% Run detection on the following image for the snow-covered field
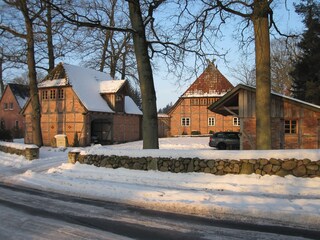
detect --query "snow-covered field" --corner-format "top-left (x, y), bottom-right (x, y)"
top-left (0, 137), bottom-right (320, 230)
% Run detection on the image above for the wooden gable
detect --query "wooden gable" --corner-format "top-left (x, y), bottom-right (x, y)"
top-left (101, 80), bottom-right (128, 113)
top-left (42, 63), bottom-right (67, 81)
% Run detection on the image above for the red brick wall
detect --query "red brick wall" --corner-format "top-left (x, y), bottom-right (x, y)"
top-left (113, 114), bottom-right (142, 143)
top-left (0, 87), bottom-right (25, 137)
top-left (169, 98), bottom-right (240, 136)
top-left (283, 101), bottom-right (320, 149)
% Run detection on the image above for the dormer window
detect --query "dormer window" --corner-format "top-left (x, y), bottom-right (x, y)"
top-left (50, 90), bottom-right (56, 99)
top-left (58, 89), bottom-right (64, 99)
top-left (42, 90), bottom-right (48, 100)
top-left (116, 95), bottom-right (123, 101)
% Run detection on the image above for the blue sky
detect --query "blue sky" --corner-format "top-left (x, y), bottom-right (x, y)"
top-left (154, 0), bottom-right (304, 110)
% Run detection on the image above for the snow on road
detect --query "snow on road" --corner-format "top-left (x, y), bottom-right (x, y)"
top-left (0, 137), bottom-right (320, 230)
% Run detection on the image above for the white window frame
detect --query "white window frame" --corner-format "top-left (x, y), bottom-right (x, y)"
top-left (233, 117), bottom-right (240, 126)
top-left (181, 117), bottom-right (190, 126)
top-left (208, 117), bottom-right (215, 126)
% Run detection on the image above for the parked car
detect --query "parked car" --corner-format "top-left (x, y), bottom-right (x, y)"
top-left (209, 132), bottom-right (240, 150)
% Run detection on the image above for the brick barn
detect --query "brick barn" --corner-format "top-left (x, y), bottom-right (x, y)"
top-left (21, 63), bottom-right (142, 147)
top-left (0, 83), bottom-right (29, 138)
top-left (208, 84), bottom-right (320, 149)
top-left (168, 62), bottom-right (240, 136)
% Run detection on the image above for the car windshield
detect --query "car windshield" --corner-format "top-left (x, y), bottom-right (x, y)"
top-left (227, 133), bottom-right (239, 139)
top-left (215, 133), bottom-right (225, 138)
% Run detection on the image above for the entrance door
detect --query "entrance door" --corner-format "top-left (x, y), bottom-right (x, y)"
top-left (91, 120), bottom-right (112, 145)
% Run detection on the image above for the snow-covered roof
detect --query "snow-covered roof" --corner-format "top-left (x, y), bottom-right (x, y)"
top-left (100, 80), bottom-right (126, 93)
top-left (62, 64), bottom-right (114, 113)
top-left (125, 96), bottom-right (142, 115)
top-left (273, 91), bottom-right (320, 111)
top-left (38, 78), bottom-right (67, 88)
top-left (37, 63), bottom-right (142, 115)
top-left (7, 84), bottom-right (29, 109)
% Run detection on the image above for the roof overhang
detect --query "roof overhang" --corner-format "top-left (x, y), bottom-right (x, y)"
top-left (208, 84), bottom-right (320, 115)
top-left (208, 84), bottom-right (249, 116)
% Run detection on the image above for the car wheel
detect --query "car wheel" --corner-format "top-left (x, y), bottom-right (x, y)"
top-left (217, 142), bottom-right (226, 150)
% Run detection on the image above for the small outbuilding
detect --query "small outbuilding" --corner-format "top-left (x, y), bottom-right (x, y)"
top-left (208, 84), bottom-right (320, 149)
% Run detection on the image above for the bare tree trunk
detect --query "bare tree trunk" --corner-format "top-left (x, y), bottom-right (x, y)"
top-left (46, 1), bottom-right (55, 72)
top-left (21, 1), bottom-right (43, 146)
top-left (253, 0), bottom-right (271, 150)
top-left (128, 0), bottom-right (159, 149)
top-left (121, 45), bottom-right (127, 79)
top-left (0, 54), bottom-right (4, 96)
top-left (99, 32), bottom-right (111, 72)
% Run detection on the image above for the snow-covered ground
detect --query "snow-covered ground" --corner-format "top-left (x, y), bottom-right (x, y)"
top-left (0, 137), bottom-right (320, 230)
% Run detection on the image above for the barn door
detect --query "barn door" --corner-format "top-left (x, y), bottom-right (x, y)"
top-left (91, 120), bottom-right (112, 145)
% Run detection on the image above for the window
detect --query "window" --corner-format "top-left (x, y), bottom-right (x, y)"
top-left (190, 99), bottom-right (199, 105)
top-left (50, 89), bottom-right (56, 99)
top-left (208, 117), bottom-right (215, 126)
top-left (58, 89), bottom-right (64, 99)
top-left (181, 117), bottom-right (190, 126)
top-left (9, 102), bottom-right (13, 110)
top-left (4, 103), bottom-right (8, 110)
top-left (233, 117), bottom-right (240, 126)
top-left (42, 90), bottom-right (48, 100)
top-left (15, 120), bottom-right (19, 128)
top-left (200, 98), bottom-right (207, 105)
top-left (285, 120), bottom-right (297, 134)
top-left (116, 94), bottom-right (122, 101)
top-left (208, 98), bottom-right (217, 106)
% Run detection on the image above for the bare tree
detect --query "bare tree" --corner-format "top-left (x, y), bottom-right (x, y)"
top-left (230, 58), bottom-right (256, 86)
top-left (202, 0), bottom-right (277, 150)
top-left (0, 51), bottom-right (3, 96)
top-left (128, 0), bottom-right (159, 148)
top-left (1, 0), bottom-right (44, 146)
top-left (271, 37), bottom-right (298, 95)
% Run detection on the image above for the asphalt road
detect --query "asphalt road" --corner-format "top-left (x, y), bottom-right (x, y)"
top-left (0, 183), bottom-right (319, 240)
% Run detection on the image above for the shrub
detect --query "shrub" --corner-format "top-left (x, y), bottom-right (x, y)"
top-left (191, 130), bottom-right (201, 135)
top-left (73, 132), bottom-right (80, 147)
top-left (0, 129), bottom-right (13, 142)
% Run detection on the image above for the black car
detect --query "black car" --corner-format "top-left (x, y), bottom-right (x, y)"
top-left (209, 132), bottom-right (240, 150)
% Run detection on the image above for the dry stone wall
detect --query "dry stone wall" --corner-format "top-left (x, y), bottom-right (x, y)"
top-left (0, 142), bottom-right (39, 160)
top-left (69, 151), bottom-right (320, 178)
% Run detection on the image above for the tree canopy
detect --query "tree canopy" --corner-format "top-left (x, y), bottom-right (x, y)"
top-left (291, 0), bottom-right (320, 105)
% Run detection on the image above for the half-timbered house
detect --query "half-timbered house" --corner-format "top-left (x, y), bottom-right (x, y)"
top-left (22, 63), bottom-right (142, 146)
top-left (168, 62), bottom-right (240, 136)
